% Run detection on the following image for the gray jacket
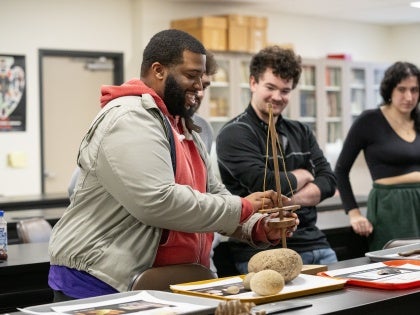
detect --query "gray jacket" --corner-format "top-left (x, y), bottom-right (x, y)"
top-left (49, 95), bottom-right (265, 292)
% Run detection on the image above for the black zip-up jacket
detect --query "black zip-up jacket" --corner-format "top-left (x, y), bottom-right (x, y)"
top-left (216, 105), bottom-right (337, 259)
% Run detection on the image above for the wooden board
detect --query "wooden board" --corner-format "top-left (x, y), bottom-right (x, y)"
top-left (170, 274), bottom-right (345, 305)
top-left (301, 264), bottom-right (328, 275)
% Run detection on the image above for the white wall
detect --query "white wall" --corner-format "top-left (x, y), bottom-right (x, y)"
top-left (389, 24), bottom-right (420, 63)
top-left (1, 0), bottom-right (419, 196)
top-left (0, 0), bottom-right (133, 196)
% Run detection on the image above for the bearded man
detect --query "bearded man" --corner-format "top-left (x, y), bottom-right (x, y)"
top-left (48, 29), bottom-right (298, 301)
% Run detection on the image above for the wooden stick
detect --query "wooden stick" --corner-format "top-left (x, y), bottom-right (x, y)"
top-left (258, 205), bottom-right (301, 214)
top-left (268, 104), bottom-right (283, 216)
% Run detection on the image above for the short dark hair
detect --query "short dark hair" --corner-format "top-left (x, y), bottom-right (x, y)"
top-left (380, 61), bottom-right (420, 131)
top-left (205, 50), bottom-right (218, 76)
top-left (249, 46), bottom-right (302, 89)
top-left (140, 29), bottom-right (206, 76)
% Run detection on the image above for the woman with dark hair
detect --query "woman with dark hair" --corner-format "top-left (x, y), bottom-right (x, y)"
top-left (335, 61), bottom-right (420, 251)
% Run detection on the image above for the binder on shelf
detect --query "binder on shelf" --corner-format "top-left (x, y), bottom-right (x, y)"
top-left (302, 65), bottom-right (315, 86)
top-left (327, 92), bottom-right (340, 117)
top-left (300, 92), bottom-right (316, 117)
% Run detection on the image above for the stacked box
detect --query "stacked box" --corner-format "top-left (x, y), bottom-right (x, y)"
top-left (225, 15), bottom-right (249, 52)
top-left (248, 16), bottom-right (268, 53)
top-left (170, 15), bottom-right (267, 53)
top-left (170, 16), bottom-right (228, 51)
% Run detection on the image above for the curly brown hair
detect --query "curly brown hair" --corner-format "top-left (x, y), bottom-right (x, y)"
top-left (249, 46), bottom-right (302, 89)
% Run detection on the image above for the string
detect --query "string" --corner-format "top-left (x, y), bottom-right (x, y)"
top-left (275, 134), bottom-right (296, 200)
top-left (262, 112), bottom-right (271, 209)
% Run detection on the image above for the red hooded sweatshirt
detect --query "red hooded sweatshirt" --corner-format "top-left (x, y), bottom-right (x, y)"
top-left (101, 79), bottom-right (214, 267)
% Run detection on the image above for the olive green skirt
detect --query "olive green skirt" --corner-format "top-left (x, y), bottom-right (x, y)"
top-left (367, 182), bottom-right (420, 251)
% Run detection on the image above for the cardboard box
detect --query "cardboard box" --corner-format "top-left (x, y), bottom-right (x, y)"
top-left (170, 16), bottom-right (227, 51)
top-left (248, 16), bottom-right (268, 53)
top-left (225, 15), bottom-right (249, 52)
top-left (171, 15), bottom-right (267, 53)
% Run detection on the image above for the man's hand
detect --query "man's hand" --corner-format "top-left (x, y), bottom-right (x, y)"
top-left (291, 168), bottom-right (314, 191)
top-left (244, 190), bottom-right (291, 212)
top-left (264, 211), bottom-right (299, 240)
top-left (285, 182), bottom-right (321, 207)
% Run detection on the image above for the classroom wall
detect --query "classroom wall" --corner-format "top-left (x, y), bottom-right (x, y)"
top-left (1, 0), bottom-right (419, 196)
top-left (1, 0), bottom-right (133, 196)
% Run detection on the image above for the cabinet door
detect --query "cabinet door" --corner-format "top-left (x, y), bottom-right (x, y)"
top-left (200, 52), bottom-right (252, 135)
top-left (348, 62), bottom-right (388, 124)
top-left (372, 65), bottom-right (387, 107)
top-left (208, 57), bottom-right (230, 119)
top-left (323, 59), bottom-right (345, 147)
top-left (349, 64), bottom-right (367, 122)
top-left (238, 57), bottom-right (251, 113)
top-left (292, 62), bottom-right (318, 133)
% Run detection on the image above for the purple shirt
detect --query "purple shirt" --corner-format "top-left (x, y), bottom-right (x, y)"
top-left (49, 265), bottom-right (118, 298)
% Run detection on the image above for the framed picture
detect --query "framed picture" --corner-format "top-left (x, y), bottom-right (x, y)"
top-left (0, 54), bottom-right (26, 131)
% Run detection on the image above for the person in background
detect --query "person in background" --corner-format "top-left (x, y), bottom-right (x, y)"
top-left (216, 46), bottom-right (337, 274)
top-left (192, 50), bottom-right (217, 154)
top-left (49, 29), bottom-right (298, 301)
top-left (67, 50), bottom-right (217, 197)
top-left (335, 61), bottom-right (420, 251)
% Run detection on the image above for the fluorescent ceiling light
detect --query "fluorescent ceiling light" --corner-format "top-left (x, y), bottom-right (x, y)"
top-left (410, 1), bottom-right (420, 8)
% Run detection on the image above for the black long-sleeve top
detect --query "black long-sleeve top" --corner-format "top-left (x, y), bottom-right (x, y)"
top-left (216, 105), bottom-right (337, 256)
top-left (335, 108), bottom-right (420, 212)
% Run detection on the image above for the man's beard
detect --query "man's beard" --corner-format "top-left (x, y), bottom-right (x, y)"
top-left (163, 75), bottom-right (195, 118)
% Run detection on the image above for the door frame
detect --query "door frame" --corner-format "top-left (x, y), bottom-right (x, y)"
top-left (38, 49), bottom-right (124, 193)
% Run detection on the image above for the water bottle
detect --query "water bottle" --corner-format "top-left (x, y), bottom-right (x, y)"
top-left (0, 210), bottom-right (7, 261)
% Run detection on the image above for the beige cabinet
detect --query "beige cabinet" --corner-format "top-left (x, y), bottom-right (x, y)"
top-left (199, 52), bottom-right (252, 135)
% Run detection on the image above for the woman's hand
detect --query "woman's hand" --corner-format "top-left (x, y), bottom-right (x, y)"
top-left (348, 208), bottom-right (373, 237)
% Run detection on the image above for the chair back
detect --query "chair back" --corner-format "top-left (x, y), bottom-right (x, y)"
top-left (16, 218), bottom-right (52, 243)
top-left (382, 237), bottom-right (420, 249)
top-left (128, 263), bottom-right (216, 291)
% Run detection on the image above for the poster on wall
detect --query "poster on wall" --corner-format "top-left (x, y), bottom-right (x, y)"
top-left (0, 54), bottom-right (26, 131)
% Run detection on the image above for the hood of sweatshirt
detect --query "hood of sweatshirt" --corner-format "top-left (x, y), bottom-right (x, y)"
top-left (100, 78), bottom-right (170, 117)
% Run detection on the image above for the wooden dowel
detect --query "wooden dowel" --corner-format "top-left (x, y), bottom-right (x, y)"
top-left (268, 105), bottom-right (284, 219)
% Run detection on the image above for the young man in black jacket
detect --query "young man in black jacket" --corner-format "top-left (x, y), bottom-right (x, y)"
top-left (216, 46), bottom-right (337, 274)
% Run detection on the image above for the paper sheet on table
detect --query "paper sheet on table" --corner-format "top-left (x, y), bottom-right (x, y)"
top-left (322, 262), bottom-right (420, 282)
top-left (19, 291), bottom-right (212, 315)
